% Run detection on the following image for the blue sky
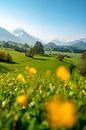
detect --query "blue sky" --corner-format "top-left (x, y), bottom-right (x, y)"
top-left (0, 0), bottom-right (86, 41)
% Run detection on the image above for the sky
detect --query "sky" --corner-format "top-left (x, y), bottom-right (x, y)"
top-left (0, 0), bottom-right (86, 42)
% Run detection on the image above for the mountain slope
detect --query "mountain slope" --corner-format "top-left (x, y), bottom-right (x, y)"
top-left (67, 38), bottom-right (86, 50)
top-left (0, 27), bottom-right (21, 43)
top-left (45, 38), bottom-right (86, 52)
top-left (51, 39), bottom-right (65, 46)
top-left (44, 42), bottom-right (57, 50)
top-left (12, 28), bottom-right (36, 45)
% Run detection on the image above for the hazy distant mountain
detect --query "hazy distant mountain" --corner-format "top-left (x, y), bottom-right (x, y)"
top-left (0, 27), bottom-right (45, 45)
top-left (67, 38), bottom-right (86, 45)
top-left (45, 38), bottom-right (86, 52)
top-left (51, 38), bottom-right (86, 46)
top-left (12, 28), bottom-right (37, 45)
top-left (67, 38), bottom-right (86, 50)
top-left (0, 26), bottom-right (86, 50)
top-left (32, 35), bottom-right (46, 45)
top-left (0, 27), bottom-right (21, 43)
top-left (51, 39), bottom-right (65, 46)
top-left (44, 42), bottom-right (57, 50)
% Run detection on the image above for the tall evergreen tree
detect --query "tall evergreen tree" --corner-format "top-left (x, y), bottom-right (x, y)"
top-left (34, 41), bottom-right (44, 54)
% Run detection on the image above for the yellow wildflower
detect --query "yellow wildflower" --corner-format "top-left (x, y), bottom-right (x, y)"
top-left (64, 80), bottom-right (67, 87)
top-left (56, 66), bottom-right (70, 80)
top-left (82, 90), bottom-right (86, 95)
top-left (45, 97), bottom-right (76, 128)
top-left (25, 65), bottom-right (30, 71)
top-left (60, 101), bottom-right (76, 127)
top-left (29, 67), bottom-right (37, 74)
top-left (16, 95), bottom-right (28, 106)
top-left (17, 74), bottom-right (25, 82)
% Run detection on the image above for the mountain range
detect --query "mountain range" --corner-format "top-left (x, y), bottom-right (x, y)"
top-left (0, 27), bottom-right (42, 45)
top-left (0, 27), bottom-right (86, 51)
top-left (51, 39), bottom-right (65, 46)
top-left (0, 27), bottom-right (20, 43)
top-left (44, 38), bottom-right (86, 52)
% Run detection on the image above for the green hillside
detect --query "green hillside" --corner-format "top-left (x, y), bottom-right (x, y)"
top-left (0, 48), bottom-right (80, 74)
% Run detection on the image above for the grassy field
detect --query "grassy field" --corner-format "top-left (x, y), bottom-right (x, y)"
top-left (0, 48), bottom-right (58, 74)
top-left (0, 48), bottom-right (80, 74)
top-left (0, 48), bottom-right (86, 130)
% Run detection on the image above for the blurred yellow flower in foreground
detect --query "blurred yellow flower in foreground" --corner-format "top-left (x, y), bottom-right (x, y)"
top-left (56, 66), bottom-right (70, 81)
top-left (25, 66), bottom-right (30, 71)
top-left (29, 67), bottom-right (37, 74)
top-left (82, 90), bottom-right (86, 95)
top-left (16, 95), bottom-right (28, 106)
top-left (17, 74), bottom-right (25, 82)
top-left (45, 97), bottom-right (76, 128)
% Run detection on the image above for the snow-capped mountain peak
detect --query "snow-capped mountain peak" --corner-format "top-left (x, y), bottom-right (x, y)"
top-left (14, 31), bottom-right (24, 37)
top-left (12, 28), bottom-right (36, 45)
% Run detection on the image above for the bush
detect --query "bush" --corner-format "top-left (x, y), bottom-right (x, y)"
top-left (0, 52), bottom-right (6, 61)
top-left (57, 54), bottom-right (64, 61)
top-left (79, 51), bottom-right (86, 76)
top-left (81, 50), bottom-right (86, 59)
top-left (6, 53), bottom-right (13, 62)
top-left (25, 52), bottom-right (34, 58)
top-left (25, 47), bottom-right (34, 58)
top-left (0, 51), bottom-right (13, 63)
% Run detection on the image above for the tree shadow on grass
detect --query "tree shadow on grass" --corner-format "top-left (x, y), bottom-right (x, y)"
top-left (9, 61), bottom-right (19, 64)
top-left (40, 54), bottom-right (52, 57)
top-left (62, 60), bottom-right (77, 66)
top-left (0, 65), bottom-right (10, 73)
top-left (33, 57), bottom-right (48, 61)
top-left (0, 60), bottom-right (18, 64)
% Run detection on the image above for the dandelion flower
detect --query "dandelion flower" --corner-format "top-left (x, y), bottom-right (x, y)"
top-left (29, 67), bottom-right (37, 74)
top-left (45, 97), bottom-right (76, 128)
top-left (82, 90), bottom-right (86, 95)
top-left (17, 74), bottom-right (25, 82)
top-left (16, 95), bottom-right (28, 106)
top-left (64, 80), bottom-right (67, 87)
top-left (56, 66), bottom-right (70, 81)
top-left (25, 66), bottom-right (30, 71)
top-left (60, 101), bottom-right (76, 127)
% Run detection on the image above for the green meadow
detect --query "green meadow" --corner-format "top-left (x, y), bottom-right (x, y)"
top-left (0, 48), bottom-right (80, 74)
top-left (0, 48), bottom-right (58, 74)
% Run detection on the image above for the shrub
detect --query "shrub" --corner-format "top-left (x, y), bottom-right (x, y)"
top-left (25, 51), bottom-right (34, 58)
top-left (0, 51), bottom-right (13, 63)
top-left (6, 53), bottom-right (13, 62)
top-left (79, 51), bottom-right (86, 76)
top-left (57, 54), bottom-right (64, 61)
top-left (0, 52), bottom-right (6, 61)
top-left (81, 50), bottom-right (86, 59)
top-left (25, 47), bottom-right (34, 58)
